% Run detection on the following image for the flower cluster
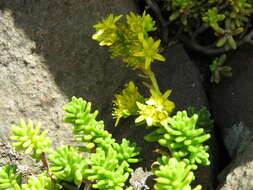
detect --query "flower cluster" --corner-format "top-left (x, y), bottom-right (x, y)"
top-left (135, 89), bottom-right (175, 127)
top-left (92, 12), bottom-right (165, 70)
top-left (112, 81), bottom-right (145, 126)
top-left (93, 12), bottom-right (213, 189)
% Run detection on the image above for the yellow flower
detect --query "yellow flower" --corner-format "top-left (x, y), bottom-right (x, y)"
top-left (126, 11), bottom-right (156, 34)
top-left (92, 14), bottom-right (122, 46)
top-left (133, 34), bottom-right (165, 69)
top-left (135, 89), bottom-right (175, 127)
top-left (147, 89), bottom-right (175, 114)
top-left (113, 81), bottom-right (144, 126)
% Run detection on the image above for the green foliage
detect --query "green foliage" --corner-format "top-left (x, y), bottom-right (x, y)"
top-left (64, 97), bottom-right (140, 165)
top-left (92, 11), bottom-right (165, 70)
top-left (22, 172), bottom-right (60, 190)
top-left (153, 156), bottom-right (201, 190)
top-left (84, 147), bottom-right (130, 190)
top-left (93, 12), bottom-right (212, 189)
top-left (2, 96), bottom-right (140, 190)
top-left (145, 111), bottom-right (210, 167)
top-left (10, 120), bottom-right (52, 161)
top-left (48, 145), bottom-right (87, 185)
top-left (209, 54), bottom-right (232, 83)
top-left (0, 165), bottom-right (22, 190)
top-left (187, 106), bottom-right (214, 132)
top-left (63, 96), bottom-right (114, 151)
top-left (112, 138), bottom-right (141, 164)
top-left (161, 0), bottom-right (253, 83)
top-left (1, 11), bottom-right (214, 190)
top-left (162, 0), bottom-right (253, 50)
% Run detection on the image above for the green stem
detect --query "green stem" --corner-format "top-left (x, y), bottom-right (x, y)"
top-left (144, 69), bottom-right (161, 95)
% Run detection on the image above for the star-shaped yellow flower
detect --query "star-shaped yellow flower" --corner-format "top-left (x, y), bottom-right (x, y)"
top-left (133, 34), bottom-right (165, 69)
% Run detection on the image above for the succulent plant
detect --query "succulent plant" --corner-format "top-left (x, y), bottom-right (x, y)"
top-left (10, 120), bottom-right (52, 161)
top-left (0, 165), bottom-right (22, 190)
top-left (63, 96), bottom-right (114, 151)
top-left (92, 11), bottom-right (165, 70)
top-left (22, 172), bottom-right (60, 190)
top-left (48, 145), bottom-right (87, 185)
top-left (187, 106), bottom-right (213, 132)
top-left (84, 147), bottom-right (131, 190)
top-left (112, 138), bottom-right (141, 164)
top-left (209, 54), bottom-right (232, 83)
top-left (153, 156), bottom-right (202, 190)
top-left (145, 111), bottom-right (210, 167)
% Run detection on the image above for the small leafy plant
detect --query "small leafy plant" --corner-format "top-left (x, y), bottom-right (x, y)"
top-left (144, 0), bottom-right (253, 83)
top-left (92, 12), bottom-right (213, 189)
top-left (209, 54), bottom-right (232, 83)
top-left (159, 0), bottom-right (253, 54)
top-left (0, 97), bottom-right (140, 190)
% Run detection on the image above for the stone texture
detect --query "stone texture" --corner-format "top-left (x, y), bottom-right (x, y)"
top-left (208, 45), bottom-right (253, 190)
top-left (209, 45), bottom-right (253, 155)
top-left (0, 0), bottom-right (137, 173)
top-left (218, 139), bottom-right (253, 190)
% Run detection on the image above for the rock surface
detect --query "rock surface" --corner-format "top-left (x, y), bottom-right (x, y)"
top-left (217, 139), bottom-right (253, 190)
top-left (208, 45), bottom-right (253, 189)
top-left (0, 0), bottom-right (137, 173)
top-left (209, 45), bottom-right (253, 156)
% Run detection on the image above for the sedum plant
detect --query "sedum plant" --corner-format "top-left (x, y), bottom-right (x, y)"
top-left (0, 97), bottom-right (140, 190)
top-left (186, 106), bottom-right (214, 133)
top-left (144, 0), bottom-right (253, 83)
top-left (159, 0), bottom-right (253, 53)
top-left (0, 165), bottom-right (22, 190)
top-left (153, 156), bottom-right (201, 190)
top-left (10, 120), bottom-right (52, 161)
top-left (93, 12), bottom-right (213, 189)
top-left (209, 54), bottom-right (232, 83)
top-left (145, 111), bottom-right (211, 168)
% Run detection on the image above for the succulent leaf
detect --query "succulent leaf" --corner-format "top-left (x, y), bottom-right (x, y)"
top-left (22, 172), bottom-right (60, 190)
top-left (0, 165), bottom-right (22, 190)
top-left (10, 120), bottom-right (52, 161)
top-left (153, 156), bottom-right (201, 190)
top-left (84, 147), bottom-right (130, 190)
top-left (64, 96), bottom-right (114, 151)
top-left (48, 145), bottom-right (87, 185)
top-left (186, 107), bottom-right (213, 132)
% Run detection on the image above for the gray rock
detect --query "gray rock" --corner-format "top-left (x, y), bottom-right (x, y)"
top-left (0, 0), bottom-right (137, 174)
top-left (209, 45), bottom-right (253, 190)
top-left (209, 45), bottom-right (253, 154)
top-left (224, 122), bottom-right (252, 158)
top-left (218, 139), bottom-right (253, 190)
